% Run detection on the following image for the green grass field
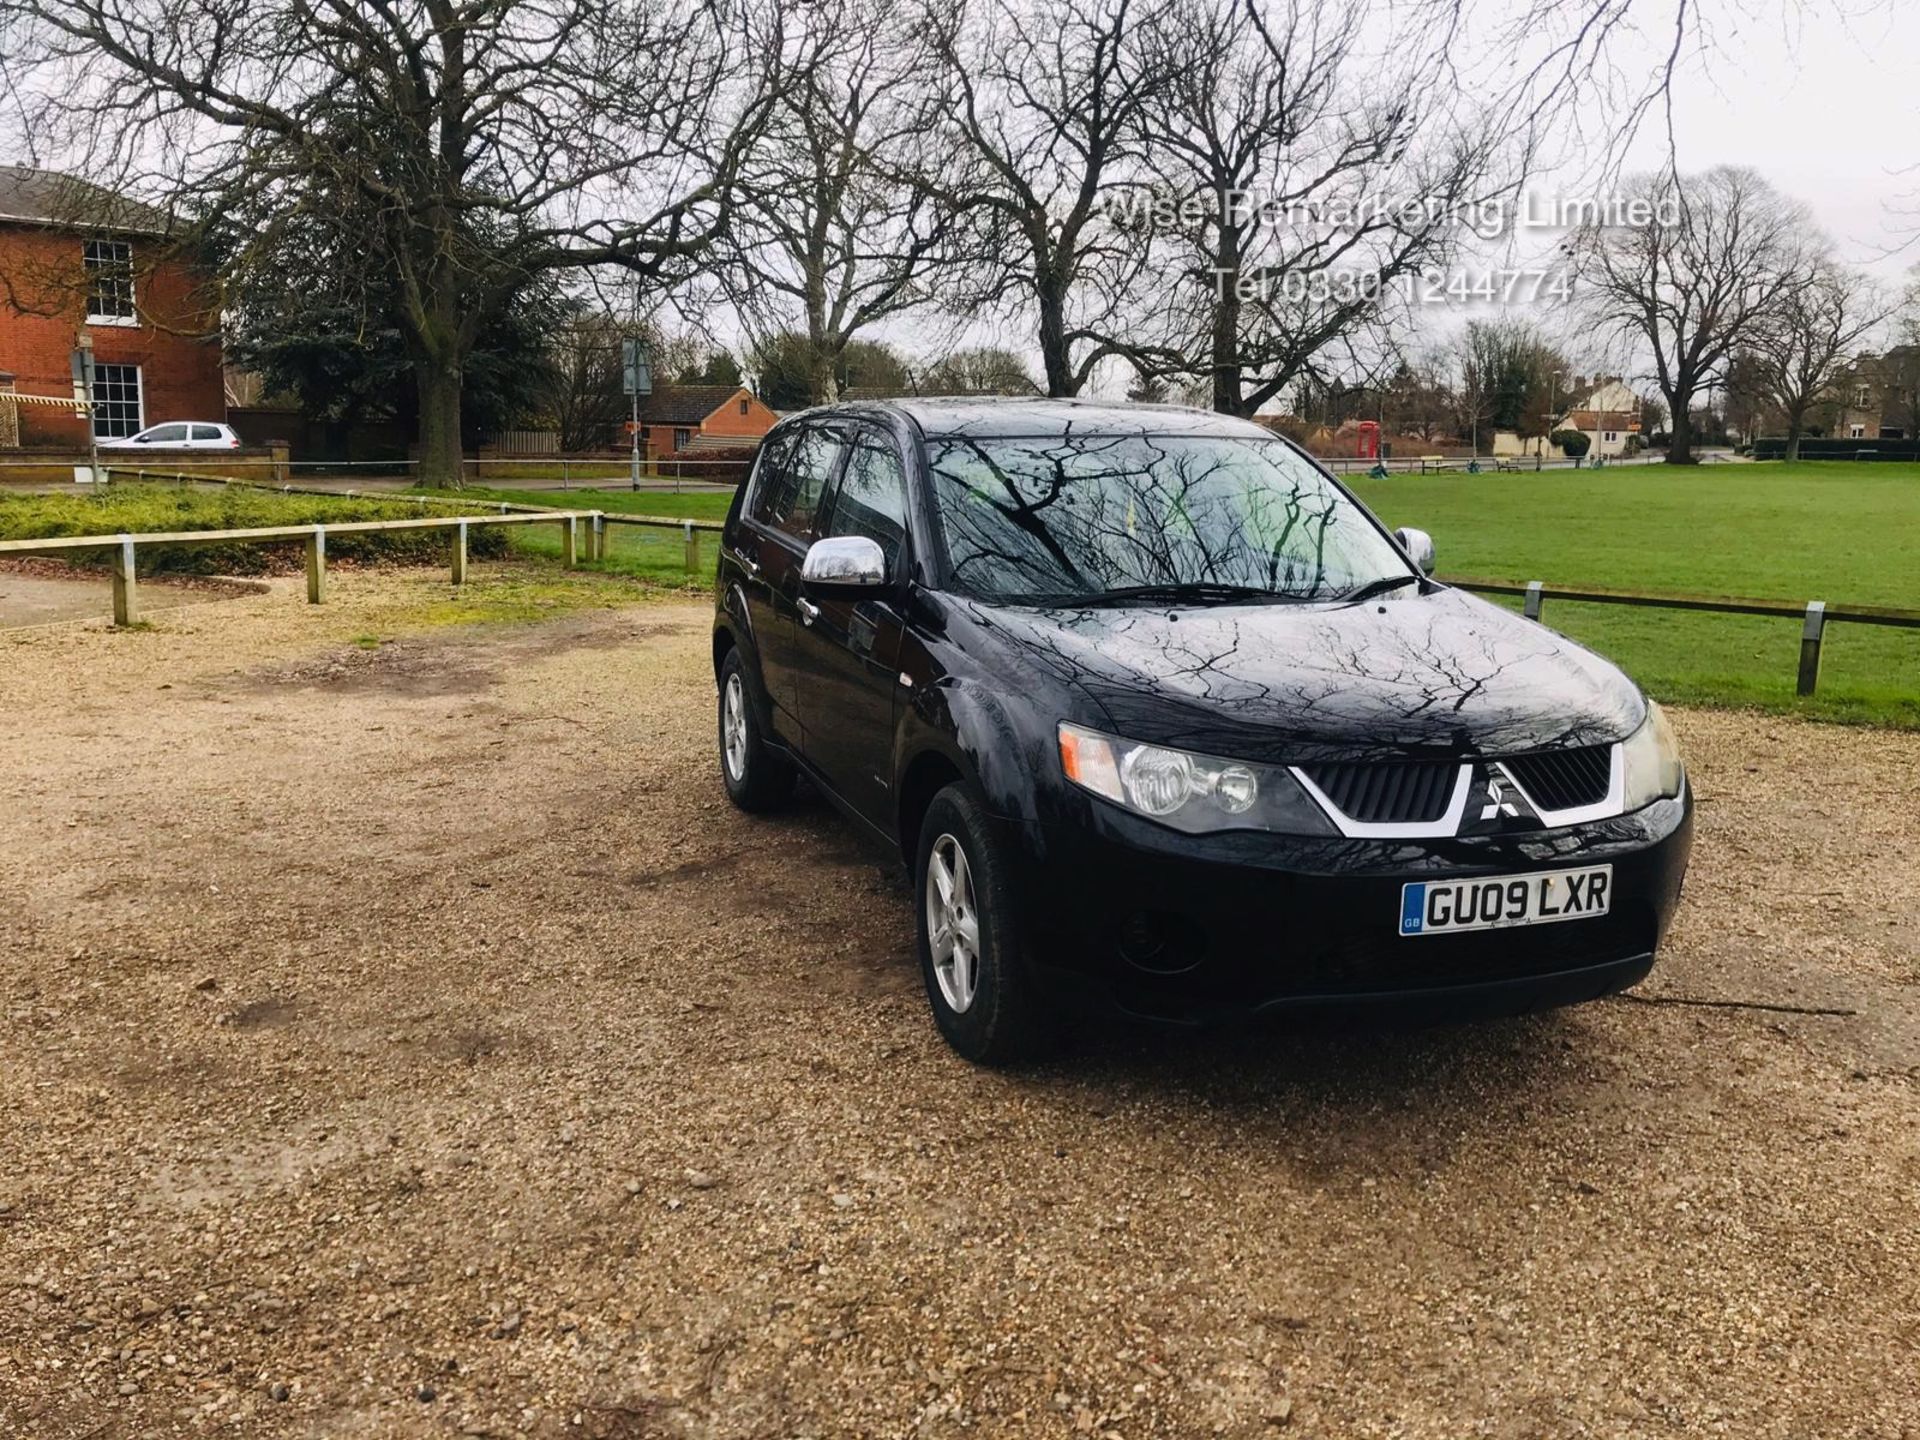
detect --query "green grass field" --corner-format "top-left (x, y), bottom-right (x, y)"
top-left (436, 484), bottom-right (734, 588)
top-left (1349, 461), bottom-right (1920, 727)
top-left (468, 465), bottom-right (1920, 724)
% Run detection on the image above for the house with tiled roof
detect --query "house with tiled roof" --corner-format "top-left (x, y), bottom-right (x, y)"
top-left (0, 164), bottom-right (224, 450)
top-left (637, 384), bottom-right (777, 460)
top-left (1552, 378), bottom-right (1643, 457)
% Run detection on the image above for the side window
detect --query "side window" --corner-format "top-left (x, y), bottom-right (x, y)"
top-left (770, 425), bottom-right (843, 544)
top-left (145, 423), bottom-right (188, 443)
top-left (824, 431), bottom-right (910, 571)
top-left (191, 424), bottom-right (222, 441)
top-left (747, 430), bottom-right (798, 526)
top-left (746, 424), bottom-right (847, 544)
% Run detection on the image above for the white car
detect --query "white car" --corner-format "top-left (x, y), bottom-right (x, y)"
top-left (101, 421), bottom-right (242, 450)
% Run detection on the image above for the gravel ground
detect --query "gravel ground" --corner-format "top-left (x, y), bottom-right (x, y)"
top-left (0, 560), bottom-right (260, 628)
top-left (2, 572), bottom-right (1916, 1439)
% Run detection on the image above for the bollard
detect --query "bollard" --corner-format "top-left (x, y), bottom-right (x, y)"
top-left (1523, 580), bottom-right (1544, 621)
top-left (111, 534), bottom-right (138, 626)
top-left (683, 520), bottom-right (699, 575)
top-left (307, 526), bottom-right (327, 604)
top-left (561, 515), bottom-right (577, 568)
top-left (1797, 600), bottom-right (1827, 697)
top-left (451, 520), bottom-right (469, 585)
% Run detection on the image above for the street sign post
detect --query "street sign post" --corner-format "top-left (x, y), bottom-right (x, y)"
top-left (71, 336), bottom-right (103, 485)
top-left (623, 340), bottom-right (653, 492)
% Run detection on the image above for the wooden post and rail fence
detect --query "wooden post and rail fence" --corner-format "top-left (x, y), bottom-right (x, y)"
top-left (0, 481), bottom-right (724, 628)
top-left (1450, 578), bottom-right (1916, 698)
top-left (2, 471), bottom-right (1916, 699)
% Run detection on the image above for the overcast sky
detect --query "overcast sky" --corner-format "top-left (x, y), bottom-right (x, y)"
top-left (894, 0), bottom-right (1920, 397)
top-left (1606, 0), bottom-right (1918, 275)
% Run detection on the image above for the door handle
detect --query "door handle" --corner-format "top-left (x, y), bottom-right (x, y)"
top-left (797, 597), bottom-right (820, 626)
top-left (731, 545), bottom-right (760, 576)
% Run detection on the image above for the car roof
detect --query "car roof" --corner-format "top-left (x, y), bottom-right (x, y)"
top-left (801, 396), bottom-right (1278, 442)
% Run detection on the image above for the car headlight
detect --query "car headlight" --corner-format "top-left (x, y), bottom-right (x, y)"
top-left (1619, 701), bottom-right (1685, 810)
top-left (1057, 722), bottom-right (1334, 835)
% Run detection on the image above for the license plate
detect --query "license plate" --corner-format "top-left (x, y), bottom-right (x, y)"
top-left (1399, 865), bottom-right (1612, 937)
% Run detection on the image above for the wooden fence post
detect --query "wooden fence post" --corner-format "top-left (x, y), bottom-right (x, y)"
top-left (306, 526), bottom-right (327, 603)
top-left (111, 535), bottom-right (138, 626)
top-left (561, 516), bottom-right (577, 568)
top-left (1797, 600), bottom-right (1827, 697)
top-left (451, 520), bottom-right (468, 585)
top-left (1523, 580), bottom-right (1544, 621)
top-left (683, 520), bottom-right (699, 575)
top-left (591, 512), bottom-right (605, 561)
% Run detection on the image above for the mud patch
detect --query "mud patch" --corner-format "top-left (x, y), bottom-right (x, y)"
top-left (222, 994), bottom-right (303, 1029)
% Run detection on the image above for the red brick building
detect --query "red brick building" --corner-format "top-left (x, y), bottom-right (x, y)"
top-left (0, 165), bottom-right (224, 450)
top-left (638, 384), bottom-right (778, 460)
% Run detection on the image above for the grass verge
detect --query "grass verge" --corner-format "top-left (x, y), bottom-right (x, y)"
top-left (0, 484), bottom-right (509, 575)
top-left (1353, 460), bottom-right (1920, 727)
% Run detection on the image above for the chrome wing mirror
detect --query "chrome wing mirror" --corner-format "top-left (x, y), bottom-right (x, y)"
top-left (1393, 526), bottom-right (1435, 575)
top-left (801, 535), bottom-right (888, 591)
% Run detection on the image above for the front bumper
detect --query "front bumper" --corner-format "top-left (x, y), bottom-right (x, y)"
top-left (1004, 786), bottom-right (1693, 1026)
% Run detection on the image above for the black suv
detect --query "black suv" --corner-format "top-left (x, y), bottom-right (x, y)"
top-left (712, 399), bottom-right (1693, 1064)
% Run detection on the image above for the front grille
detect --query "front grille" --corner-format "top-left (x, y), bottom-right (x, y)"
top-left (1502, 745), bottom-right (1613, 811)
top-left (1299, 760), bottom-right (1457, 825)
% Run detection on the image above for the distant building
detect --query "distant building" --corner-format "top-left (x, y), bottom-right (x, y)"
top-left (1554, 378), bottom-right (1643, 457)
top-left (0, 165), bottom-right (224, 449)
top-left (637, 384), bottom-right (777, 461)
top-left (1825, 349), bottom-right (1918, 440)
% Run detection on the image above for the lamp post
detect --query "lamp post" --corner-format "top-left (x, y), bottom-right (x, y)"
top-left (1546, 370), bottom-right (1565, 461)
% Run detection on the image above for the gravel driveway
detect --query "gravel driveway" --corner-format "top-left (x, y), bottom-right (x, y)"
top-left (2, 575), bottom-right (1916, 1439)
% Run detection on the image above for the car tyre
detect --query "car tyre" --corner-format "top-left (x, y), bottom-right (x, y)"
top-left (717, 648), bottom-right (794, 812)
top-left (915, 783), bottom-right (1051, 1066)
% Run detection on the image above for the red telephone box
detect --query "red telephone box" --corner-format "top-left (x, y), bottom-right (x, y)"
top-left (1355, 420), bottom-right (1381, 460)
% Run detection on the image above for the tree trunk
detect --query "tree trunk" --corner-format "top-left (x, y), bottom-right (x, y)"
top-left (1211, 211), bottom-right (1244, 414)
top-left (807, 338), bottom-right (839, 405)
top-left (1665, 390), bottom-right (1696, 465)
top-left (1783, 405), bottom-right (1805, 463)
top-left (416, 361), bottom-right (465, 488)
top-left (1038, 283), bottom-right (1075, 398)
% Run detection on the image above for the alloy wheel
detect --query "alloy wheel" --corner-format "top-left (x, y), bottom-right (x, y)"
top-left (722, 672), bottom-right (748, 782)
top-left (926, 832), bottom-right (981, 1013)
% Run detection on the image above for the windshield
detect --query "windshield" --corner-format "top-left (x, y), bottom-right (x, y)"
top-left (924, 432), bottom-right (1416, 605)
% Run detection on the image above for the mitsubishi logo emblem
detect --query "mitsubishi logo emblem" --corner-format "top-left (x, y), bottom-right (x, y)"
top-left (1480, 775), bottom-right (1520, 820)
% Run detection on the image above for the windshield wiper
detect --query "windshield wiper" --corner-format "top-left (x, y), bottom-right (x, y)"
top-left (1071, 582), bottom-right (1307, 608)
top-left (1337, 574), bottom-right (1422, 604)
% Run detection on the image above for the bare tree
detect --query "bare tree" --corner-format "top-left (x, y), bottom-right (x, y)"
top-left (918, 0), bottom-right (1165, 397)
top-left (0, 0), bottom-right (783, 484)
top-left (1747, 262), bottom-right (1886, 459)
top-left (1572, 167), bottom-right (1817, 465)
top-left (723, 0), bottom-right (959, 407)
top-left (1119, 0), bottom-right (1518, 416)
top-left (920, 345), bottom-right (1041, 395)
top-left (540, 311), bottom-right (627, 453)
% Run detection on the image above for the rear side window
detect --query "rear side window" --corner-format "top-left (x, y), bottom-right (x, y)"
top-left (191, 424), bottom-right (223, 441)
top-left (750, 424), bottom-right (843, 544)
top-left (747, 430), bottom-right (799, 526)
top-left (824, 431), bottom-right (910, 572)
